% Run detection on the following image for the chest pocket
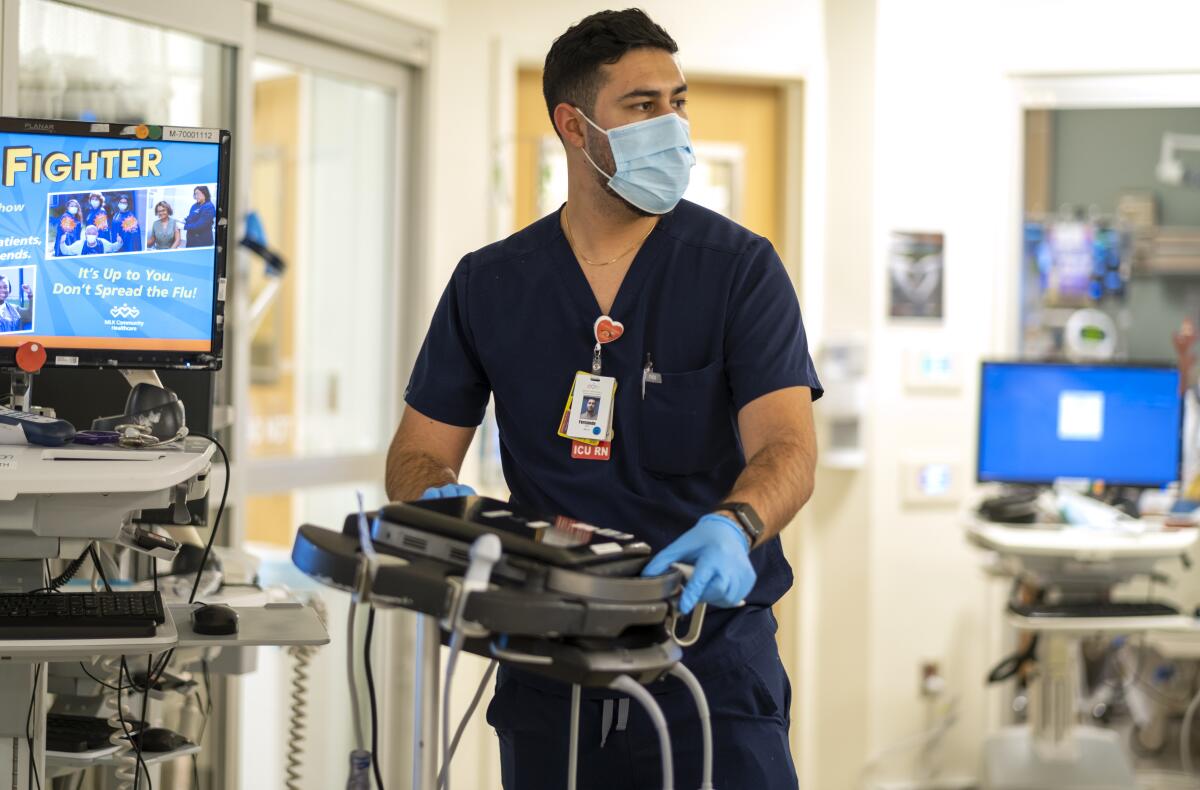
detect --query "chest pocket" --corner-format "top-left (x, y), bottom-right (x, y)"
top-left (639, 361), bottom-right (737, 476)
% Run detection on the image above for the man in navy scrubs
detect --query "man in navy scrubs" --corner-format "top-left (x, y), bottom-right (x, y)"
top-left (386, 9), bottom-right (821, 789)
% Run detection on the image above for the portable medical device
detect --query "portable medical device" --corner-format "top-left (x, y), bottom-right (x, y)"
top-left (0, 405), bottom-right (75, 445)
top-left (292, 495), bottom-right (715, 790)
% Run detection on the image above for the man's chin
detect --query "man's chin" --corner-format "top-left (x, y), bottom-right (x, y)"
top-left (601, 183), bottom-right (655, 219)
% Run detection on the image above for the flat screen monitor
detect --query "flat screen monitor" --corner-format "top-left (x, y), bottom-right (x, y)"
top-left (0, 117), bottom-right (229, 369)
top-left (978, 361), bottom-right (1182, 487)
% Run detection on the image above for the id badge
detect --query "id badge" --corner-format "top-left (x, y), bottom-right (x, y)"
top-left (563, 371), bottom-right (616, 441)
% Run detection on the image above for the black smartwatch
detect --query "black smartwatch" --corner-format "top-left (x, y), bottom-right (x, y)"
top-left (716, 501), bottom-right (765, 549)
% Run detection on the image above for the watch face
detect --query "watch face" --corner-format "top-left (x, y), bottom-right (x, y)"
top-left (724, 502), bottom-right (763, 538)
top-left (740, 509), bottom-right (763, 536)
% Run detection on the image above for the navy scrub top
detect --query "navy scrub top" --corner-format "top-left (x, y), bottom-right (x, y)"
top-left (405, 200), bottom-right (823, 673)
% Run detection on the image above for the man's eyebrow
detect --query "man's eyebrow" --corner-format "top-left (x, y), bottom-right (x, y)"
top-left (615, 83), bottom-right (688, 102)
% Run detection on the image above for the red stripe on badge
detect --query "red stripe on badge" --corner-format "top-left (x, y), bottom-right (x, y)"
top-left (571, 440), bottom-right (612, 461)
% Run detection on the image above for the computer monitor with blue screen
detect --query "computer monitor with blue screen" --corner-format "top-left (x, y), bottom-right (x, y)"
top-left (978, 362), bottom-right (1182, 487)
top-left (0, 117), bottom-right (229, 369)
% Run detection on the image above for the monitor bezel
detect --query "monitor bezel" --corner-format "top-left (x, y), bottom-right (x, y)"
top-left (0, 116), bottom-right (229, 371)
top-left (976, 359), bottom-right (1184, 488)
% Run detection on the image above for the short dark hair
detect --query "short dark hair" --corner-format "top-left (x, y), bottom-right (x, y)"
top-left (194, 185), bottom-right (211, 202)
top-left (155, 200), bottom-right (173, 217)
top-left (543, 9), bottom-right (677, 133)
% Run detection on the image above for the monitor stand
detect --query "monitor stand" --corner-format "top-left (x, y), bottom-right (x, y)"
top-left (8, 370), bottom-right (32, 411)
top-left (120, 368), bottom-right (164, 389)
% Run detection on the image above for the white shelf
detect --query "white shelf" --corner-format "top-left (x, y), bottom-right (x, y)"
top-left (966, 519), bottom-right (1198, 561)
top-left (170, 601), bottom-right (329, 649)
top-left (1006, 610), bottom-right (1195, 634)
top-left (0, 607), bottom-right (180, 662)
top-left (47, 740), bottom-right (201, 771)
top-left (0, 439), bottom-right (213, 501)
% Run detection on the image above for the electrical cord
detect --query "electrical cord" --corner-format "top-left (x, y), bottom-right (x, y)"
top-left (343, 492), bottom-right (377, 790)
top-left (438, 627), bottom-right (467, 790)
top-left (438, 534), bottom-right (502, 790)
top-left (1181, 681), bottom-right (1200, 774)
top-left (345, 597), bottom-right (371, 789)
top-left (30, 543), bottom-right (93, 593)
top-left (89, 544), bottom-right (113, 592)
top-left (285, 643), bottom-right (315, 790)
top-left (102, 654), bottom-right (138, 790)
top-left (668, 663), bottom-right (713, 789)
top-left (987, 635), bottom-right (1039, 684)
top-left (80, 661), bottom-right (121, 691)
top-left (365, 607), bottom-right (384, 790)
top-left (136, 654), bottom-right (152, 790)
top-left (188, 434), bottom-right (229, 604)
top-left (120, 658), bottom-right (150, 790)
top-left (284, 595), bottom-right (325, 790)
top-left (346, 598), bottom-right (366, 748)
top-left (436, 659), bottom-right (497, 787)
top-left (610, 676), bottom-right (673, 790)
top-left (26, 663), bottom-right (41, 790)
top-left (859, 696), bottom-right (960, 785)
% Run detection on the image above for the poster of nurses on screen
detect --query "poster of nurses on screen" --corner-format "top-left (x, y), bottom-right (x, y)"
top-left (0, 131), bottom-right (219, 352)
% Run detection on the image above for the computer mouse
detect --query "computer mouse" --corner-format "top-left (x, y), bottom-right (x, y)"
top-left (136, 727), bottom-right (191, 753)
top-left (191, 603), bottom-right (239, 635)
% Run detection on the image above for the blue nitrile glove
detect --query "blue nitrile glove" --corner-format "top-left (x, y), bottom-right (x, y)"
top-left (419, 483), bottom-right (476, 500)
top-left (641, 513), bottom-right (756, 614)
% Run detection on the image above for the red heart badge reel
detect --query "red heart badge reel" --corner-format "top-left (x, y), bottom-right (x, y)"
top-left (593, 316), bottom-right (624, 345)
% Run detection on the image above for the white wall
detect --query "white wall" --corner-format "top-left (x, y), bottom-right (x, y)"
top-left (855, 1), bottom-right (1200, 786)
top-left (344, 0), bottom-right (446, 30)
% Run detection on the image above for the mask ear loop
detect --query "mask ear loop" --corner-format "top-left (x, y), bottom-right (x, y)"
top-left (572, 107), bottom-right (616, 182)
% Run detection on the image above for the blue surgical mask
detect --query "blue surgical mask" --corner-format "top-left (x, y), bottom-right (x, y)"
top-left (576, 109), bottom-right (695, 215)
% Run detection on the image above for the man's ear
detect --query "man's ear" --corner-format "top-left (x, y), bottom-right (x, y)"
top-left (553, 103), bottom-right (587, 149)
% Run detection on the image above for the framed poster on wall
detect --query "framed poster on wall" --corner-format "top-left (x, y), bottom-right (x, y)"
top-left (889, 231), bottom-right (945, 320)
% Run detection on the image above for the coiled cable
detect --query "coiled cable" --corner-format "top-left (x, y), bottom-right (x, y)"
top-left (100, 655), bottom-right (138, 790)
top-left (285, 596), bottom-right (327, 790)
top-left (29, 542), bottom-right (93, 593)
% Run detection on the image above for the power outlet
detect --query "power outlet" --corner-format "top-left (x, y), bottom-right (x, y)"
top-left (920, 661), bottom-right (945, 698)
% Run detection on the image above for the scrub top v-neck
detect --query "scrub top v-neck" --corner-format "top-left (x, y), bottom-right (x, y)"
top-left (405, 199), bottom-right (822, 672)
top-left (554, 213), bottom-right (658, 322)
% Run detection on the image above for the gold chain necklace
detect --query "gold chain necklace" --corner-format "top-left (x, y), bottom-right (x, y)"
top-left (563, 208), bottom-right (655, 267)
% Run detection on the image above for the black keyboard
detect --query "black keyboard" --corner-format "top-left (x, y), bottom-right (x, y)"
top-left (1010, 601), bottom-right (1180, 618)
top-left (0, 592), bottom-right (165, 639)
top-left (46, 713), bottom-right (144, 753)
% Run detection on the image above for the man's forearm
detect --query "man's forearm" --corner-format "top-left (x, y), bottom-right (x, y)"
top-left (721, 436), bottom-right (815, 545)
top-left (385, 445), bottom-right (459, 502)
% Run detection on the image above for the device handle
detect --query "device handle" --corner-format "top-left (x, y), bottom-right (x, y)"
top-left (669, 603), bottom-right (707, 648)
